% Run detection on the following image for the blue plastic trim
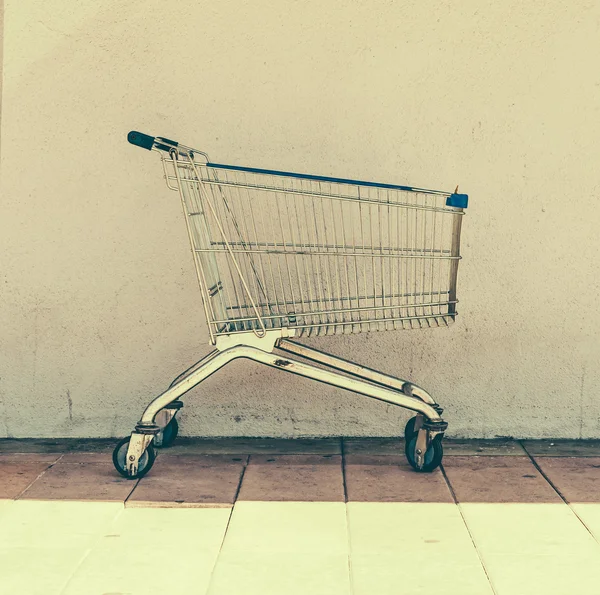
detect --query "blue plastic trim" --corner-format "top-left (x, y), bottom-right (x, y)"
top-left (207, 162), bottom-right (446, 196)
top-left (446, 193), bottom-right (468, 209)
top-left (128, 131), bottom-right (155, 150)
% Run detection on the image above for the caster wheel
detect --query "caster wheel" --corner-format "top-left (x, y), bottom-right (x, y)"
top-left (158, 417), bottom-right (179, 448)
top-left (112, 436), bottom-right (156, 479)
top-left (405, 433), bottom-right (443, 473)
top-left (404, 416), bottom-right (419, 441)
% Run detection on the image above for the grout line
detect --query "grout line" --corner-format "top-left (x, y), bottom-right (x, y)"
top-left (520, 440), bottom-right (600, 547)
top-left (123, 478), bottom-right (142, 507)
top-left (341, 438), bottom-right (349, 503)
top-left (15, 453), bottom-right (65, 500)
top-left (204, 455), bottom-right (249, 595)
top-left (341, 438), bottom-right (355, 595)
top-left (440, 463), bottom-right (499, 595)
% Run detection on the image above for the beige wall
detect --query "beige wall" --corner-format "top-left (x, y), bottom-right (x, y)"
top-left (1, 0), bottom-right (600, 438)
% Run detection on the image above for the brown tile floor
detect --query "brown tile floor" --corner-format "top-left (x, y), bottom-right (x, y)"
top-left (3, 438), bottom-right (600, 595)
top-left (2, 437), bottom-right (600, 505)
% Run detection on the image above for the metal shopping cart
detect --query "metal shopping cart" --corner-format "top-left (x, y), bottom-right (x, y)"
top-left (113, 131), bottom-right (469, 478)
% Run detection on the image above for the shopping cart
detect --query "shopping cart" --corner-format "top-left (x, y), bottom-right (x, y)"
top-left (113, 131), bottom-right (469, 478)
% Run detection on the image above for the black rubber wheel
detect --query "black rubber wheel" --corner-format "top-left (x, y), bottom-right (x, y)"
top-left (112, 436), bottom-right (156, 479)
top-left (404, 416), bottom-right (419, 441)
top-left (159, 417), bottom-right (179, 448)
top-left (405, 433), bottom-right (443, 473)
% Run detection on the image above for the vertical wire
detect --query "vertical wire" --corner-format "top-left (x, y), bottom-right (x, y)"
top-left (402, 200), bottom-right (413, 328)
top-left (263, 173), bottom-right (284, 327)
top-left (352, 186), bottom-right (361, 334)
top-left (369, 189), bottom-right (377, 332)
top-left (329, 184), bottom-right (344, 334)
top-left (377, 187), bottom-right (386, 331)
top-left (412, 192), bottom-right (421, 328)
top-left (319, 181), bottom-right (336, 335)
top-left (421, 194), bottom-right (431, 328)
top-left (244, 172), bottom-right (271, 327)
top-left (273, 177), bottom-right (289, 327)
top-left (389, 190), bottom-right (396, 331)
top-left (310, 181), bottom-right (327, 335)
top-left (280, 180), bottom-right (298, 327)
top-left (232, 172), bottom-right (265, 327)
top-left (299, 180), bottom-right (317, 335)
top-left (358, 188), bottom-right (368, 332)
top-left (289, 183), bottom-right (308, 331)
top-left (207, 171), bottom-right (244, 328)
top-left (338, 190), bottom-right (354, 333)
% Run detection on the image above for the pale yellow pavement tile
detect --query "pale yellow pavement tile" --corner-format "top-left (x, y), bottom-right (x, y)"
top-left (460, 503), bottom-right (600, 555)
top-left (347, 503), bottom-right (492, 595)
top-left (0, 546), bottom-right (88, 595)
top-left (0, 501), bottom-right (122, 549)
top-left (572, 503), bottom-right (600, 541)
top-left (0, 501), bottom-right (122, 595)
top-left (481, 554), bottom-right (600, 595)
top-left (62, 508), bottom-right (232, 595)
top-left (352, 557), bottom-right (491, 595)
top-left (0, 499), bottom-right (14, 520)
top-left (460, 503), bottom-right (600, 594)
top-left (207, 502), bottom-right (351, 595)
top-left (208, 552), bottom-right (351, 595)
top-left (61, 507), bottom-right (231, 594)
top-left (218, 501), bottom-right (349, 555)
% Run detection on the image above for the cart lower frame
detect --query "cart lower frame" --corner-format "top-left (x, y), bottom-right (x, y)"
top-left (116, 330), bottom-right (447, 478)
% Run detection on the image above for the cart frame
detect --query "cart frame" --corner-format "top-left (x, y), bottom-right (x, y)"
top-left (113, 132), bottom-right (468, 478)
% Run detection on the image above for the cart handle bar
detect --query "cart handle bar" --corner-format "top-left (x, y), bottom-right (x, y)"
top-left (127, 131), bottom-right (468, 208)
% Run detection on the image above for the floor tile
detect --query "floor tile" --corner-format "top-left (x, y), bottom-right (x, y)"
top-left (344, 454), bottom-right (452, 503)
top-left (0, 439), bottom-right (73, 454)
top-left (220, 501), bottom-right (348, 555)
top-left (460, 502), bottom-right (600, 593)
top-left (0, 501), bottom-right (121, 595)
top-left (443, 456), bottom-right (561, 503)
top-left (238, 455), bottom-right (344, 502)
top-left (0, 546), bottom-right (88, 595)
top-left (207, 501), bottom-right (350, 595)
top-left (127, 455), bottom-right (245, 507)
top-left (343, 438), bottom-right (403, 455)
top-left (534, 457), bottom-right (600, 503)
top-left (444, 439), bottom-right (526, 456)
top-left (167, 437), bottom-right (341, 455)
top-left (0, 453), bottom-right (62, 463)
top-left (20, 462), bottom-right (137, 502)
top-left (0, 500), bottom-right (122, 549)
top-left (523, 440), bottom-right (600, 457)
top-left (208, 552), bottom-right (351, 595)
top-left (0, 461), bottom-right (53, 499)
top-left (571, 503), bottom-right (600, 542)
top-left (347, 502), bottom-right (492, 595)
top-left (481, 552), bottom-right (600, 595)
top-left (62, 507), bottom-right (231, 595)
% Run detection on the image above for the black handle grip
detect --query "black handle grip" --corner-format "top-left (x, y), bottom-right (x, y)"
top-left (128, 131), bottom-right (156, 150)
top-left (127, 131), bottom-right (180, 152)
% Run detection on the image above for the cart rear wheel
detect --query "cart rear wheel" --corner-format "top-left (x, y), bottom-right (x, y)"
top-left (159, 417), bottom-right (179, 448)
top-left (112, 437), bottom-right (156, 479)
top-left (405, 434), bottom-right (443, 473)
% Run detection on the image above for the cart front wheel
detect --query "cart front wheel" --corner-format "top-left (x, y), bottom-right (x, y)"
top-left (405, 434), bottom-right (443, 473)
top-left (112, 437), bottom-right (156, 479)
top-left (404, 416), bottom-right (418, 441)
top-left (159, 417), bottom-right (179, 448)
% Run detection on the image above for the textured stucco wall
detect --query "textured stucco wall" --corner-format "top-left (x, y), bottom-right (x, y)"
top-left (1, 1), bottom-right (600, 438)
